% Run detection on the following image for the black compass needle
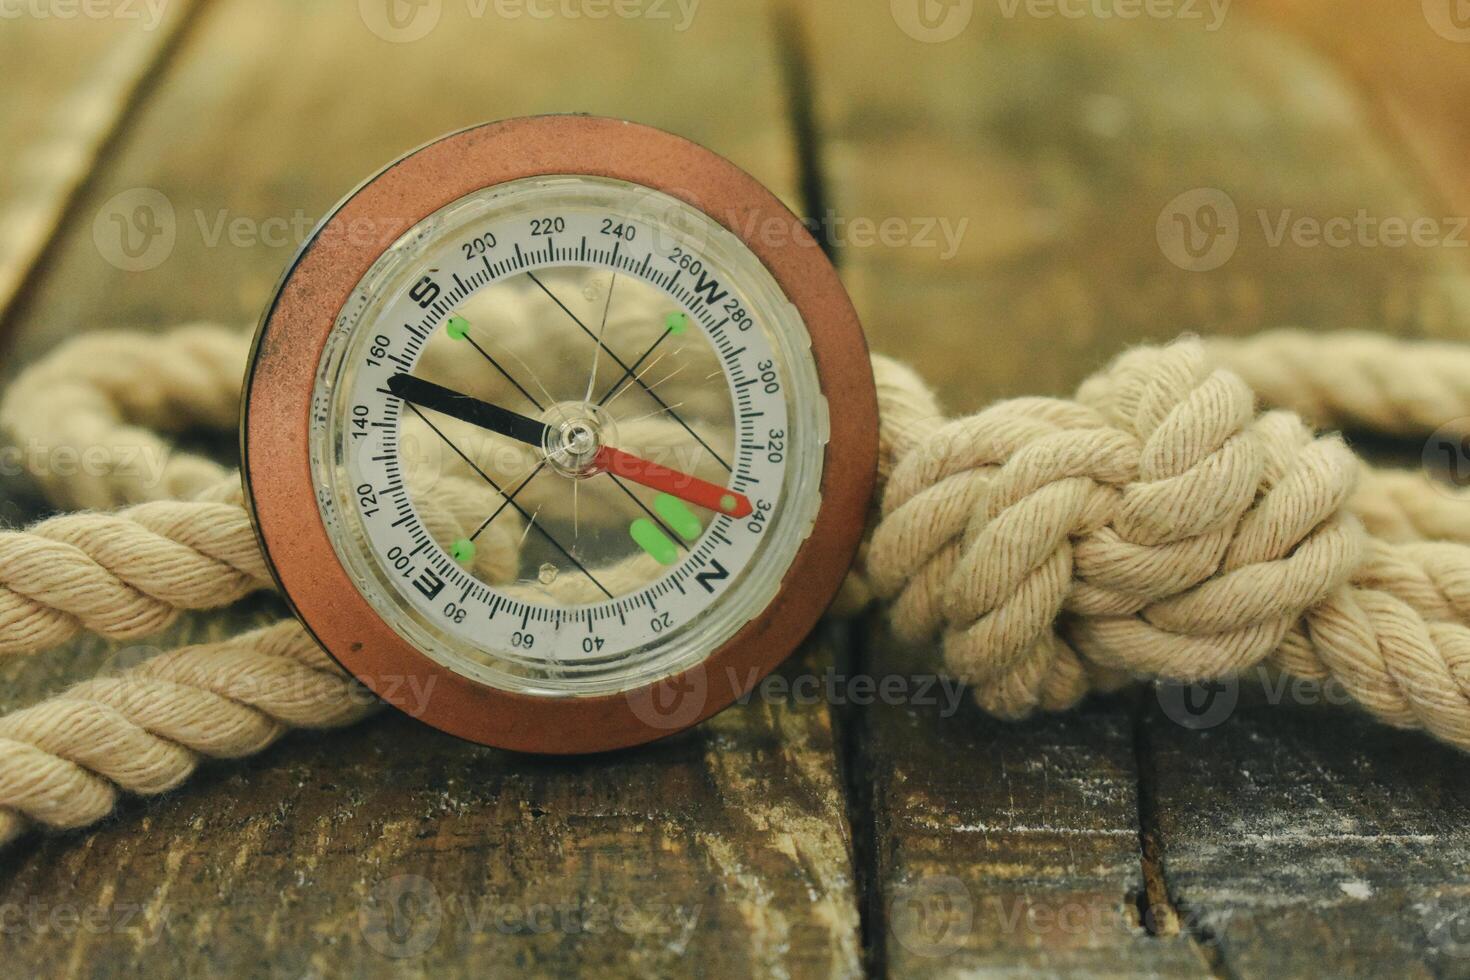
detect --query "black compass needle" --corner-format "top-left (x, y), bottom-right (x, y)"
top-left (388, 373), bottom-right (548, 448)
top-left (400, 399), bottom-right (613, 600)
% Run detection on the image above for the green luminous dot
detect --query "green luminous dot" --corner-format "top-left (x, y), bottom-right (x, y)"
top-left (629, 518), bottom-right (678, 566)
top-left (446, 315), bottom-right (470, 340)
top-left (665, 312), bottom-right (689, 335)
top-left (720, 494), bottom-right (738, 514)
top-left (654, 492), bottom-right (703, 542)
top-left (450, 538), bottom-right (476, 564)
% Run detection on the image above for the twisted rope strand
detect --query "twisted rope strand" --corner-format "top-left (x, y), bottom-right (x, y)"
top-left (3, 325), bottom-right (1470, 847)
top-left (0, 472), bottom-right (522, 660)
top-left (866, 338), bottom-right (1470, 750)
top-left (0, 493), bottom-right (270, 656)
top-left (0, 323), bottom-right (249, 510)
top-left (1204, 328), bottom-right (1470, 438)
top-left (0, 619), bottom-right (378, 846)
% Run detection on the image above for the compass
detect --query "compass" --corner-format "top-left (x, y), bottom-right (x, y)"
top-left (242, 116), bottom-right (876, 752)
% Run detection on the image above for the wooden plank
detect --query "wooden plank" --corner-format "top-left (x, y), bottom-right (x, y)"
top-left (1141, 690), bottom-right (1470, 976)
top-left (858, 628), bottom-right (1210, 975)
top-left (798, 4), bottom-right (1470, 415)
top-left (795, 0), bottom-right (1470, 974)
top-left (0, 0), bottom-right (198, 321)
top-left (1235, 0), bottom-right (1470, 230)
top-left (0, 631), bottom-right (858, 977)
top-left (0, 0), bottom-right (797, 369)
top-left (1118, 9), bottom-right (1470, 971)
top-left (0, 0), bottom-right (861, 975)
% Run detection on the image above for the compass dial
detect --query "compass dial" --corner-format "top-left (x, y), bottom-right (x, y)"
top-left (314, 176), bottom-right (823, 697)
top-left (245, 116), bottom-right (875, 751)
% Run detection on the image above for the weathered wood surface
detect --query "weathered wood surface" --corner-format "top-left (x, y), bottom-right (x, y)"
top-left (1142, 688), bottom-right (1470, 977)
top-left (0, 0), bottom-right (858, 976)
top-left (2, 0), bottom-right (1470, 976)
top-left (1238, 0), bottom-right (1470, 222)
top-left (0, 0), bottom-right (197, 322)
top-left (853, 631), bottom-right (1212, 975)
top-left (795, 0), bottom-right (1470, 975)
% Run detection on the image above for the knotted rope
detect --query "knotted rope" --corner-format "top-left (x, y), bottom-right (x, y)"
top-left (864, 339), bottom-right (1470, 750)
top-left (0, 323), bottom-right (1468, 845)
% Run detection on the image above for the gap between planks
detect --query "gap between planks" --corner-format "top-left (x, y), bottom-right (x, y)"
top-left (0, 0), bottom-right (208, 340)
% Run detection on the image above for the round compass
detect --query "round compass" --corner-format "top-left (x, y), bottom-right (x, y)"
top-left (243, 116), bottom-right (876, 752)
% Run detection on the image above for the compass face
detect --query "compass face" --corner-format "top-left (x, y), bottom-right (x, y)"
top-left (245, 117), bottom-right (875, 751)
top-left (316, 176), bottom-right (820, 697)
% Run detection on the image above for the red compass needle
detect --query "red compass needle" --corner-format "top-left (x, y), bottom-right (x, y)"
top-left (594, 445), bottom-right (753, 518)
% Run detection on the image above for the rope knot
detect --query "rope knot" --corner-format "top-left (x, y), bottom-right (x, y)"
top-left (867, 338), bottom-right (1364, 719)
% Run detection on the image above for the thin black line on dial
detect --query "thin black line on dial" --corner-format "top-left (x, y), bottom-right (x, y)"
top-left (403, 401), bottom-right (613, 600)
top-left (526, 270), bottom-right (732, 473)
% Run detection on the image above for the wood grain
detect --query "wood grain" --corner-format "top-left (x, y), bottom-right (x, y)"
top-left (0, 0), bottom-right (860, 975)
top-left (794, 0), bottom-right (1470, 975)
top-left (4, 0), bottom-right (1470, 975)
top-left (796, 2), bottom-right (1470, 414)
top-left (0, 0), bottom-right (198, 324)
top-left (0, 0), bottom-right (799, 369)
top-left (1141, 690), bottom-right (1470, 976)
top-left (854, 629), bottom-right (1211, 975)
top-left (0, 632), bottom-right (859, 977)
top-left (1236, 0), bottom-right (1470, 228)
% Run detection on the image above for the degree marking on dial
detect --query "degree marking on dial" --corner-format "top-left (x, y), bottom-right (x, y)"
top-left (344, 209), bottom-right (793, 660)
